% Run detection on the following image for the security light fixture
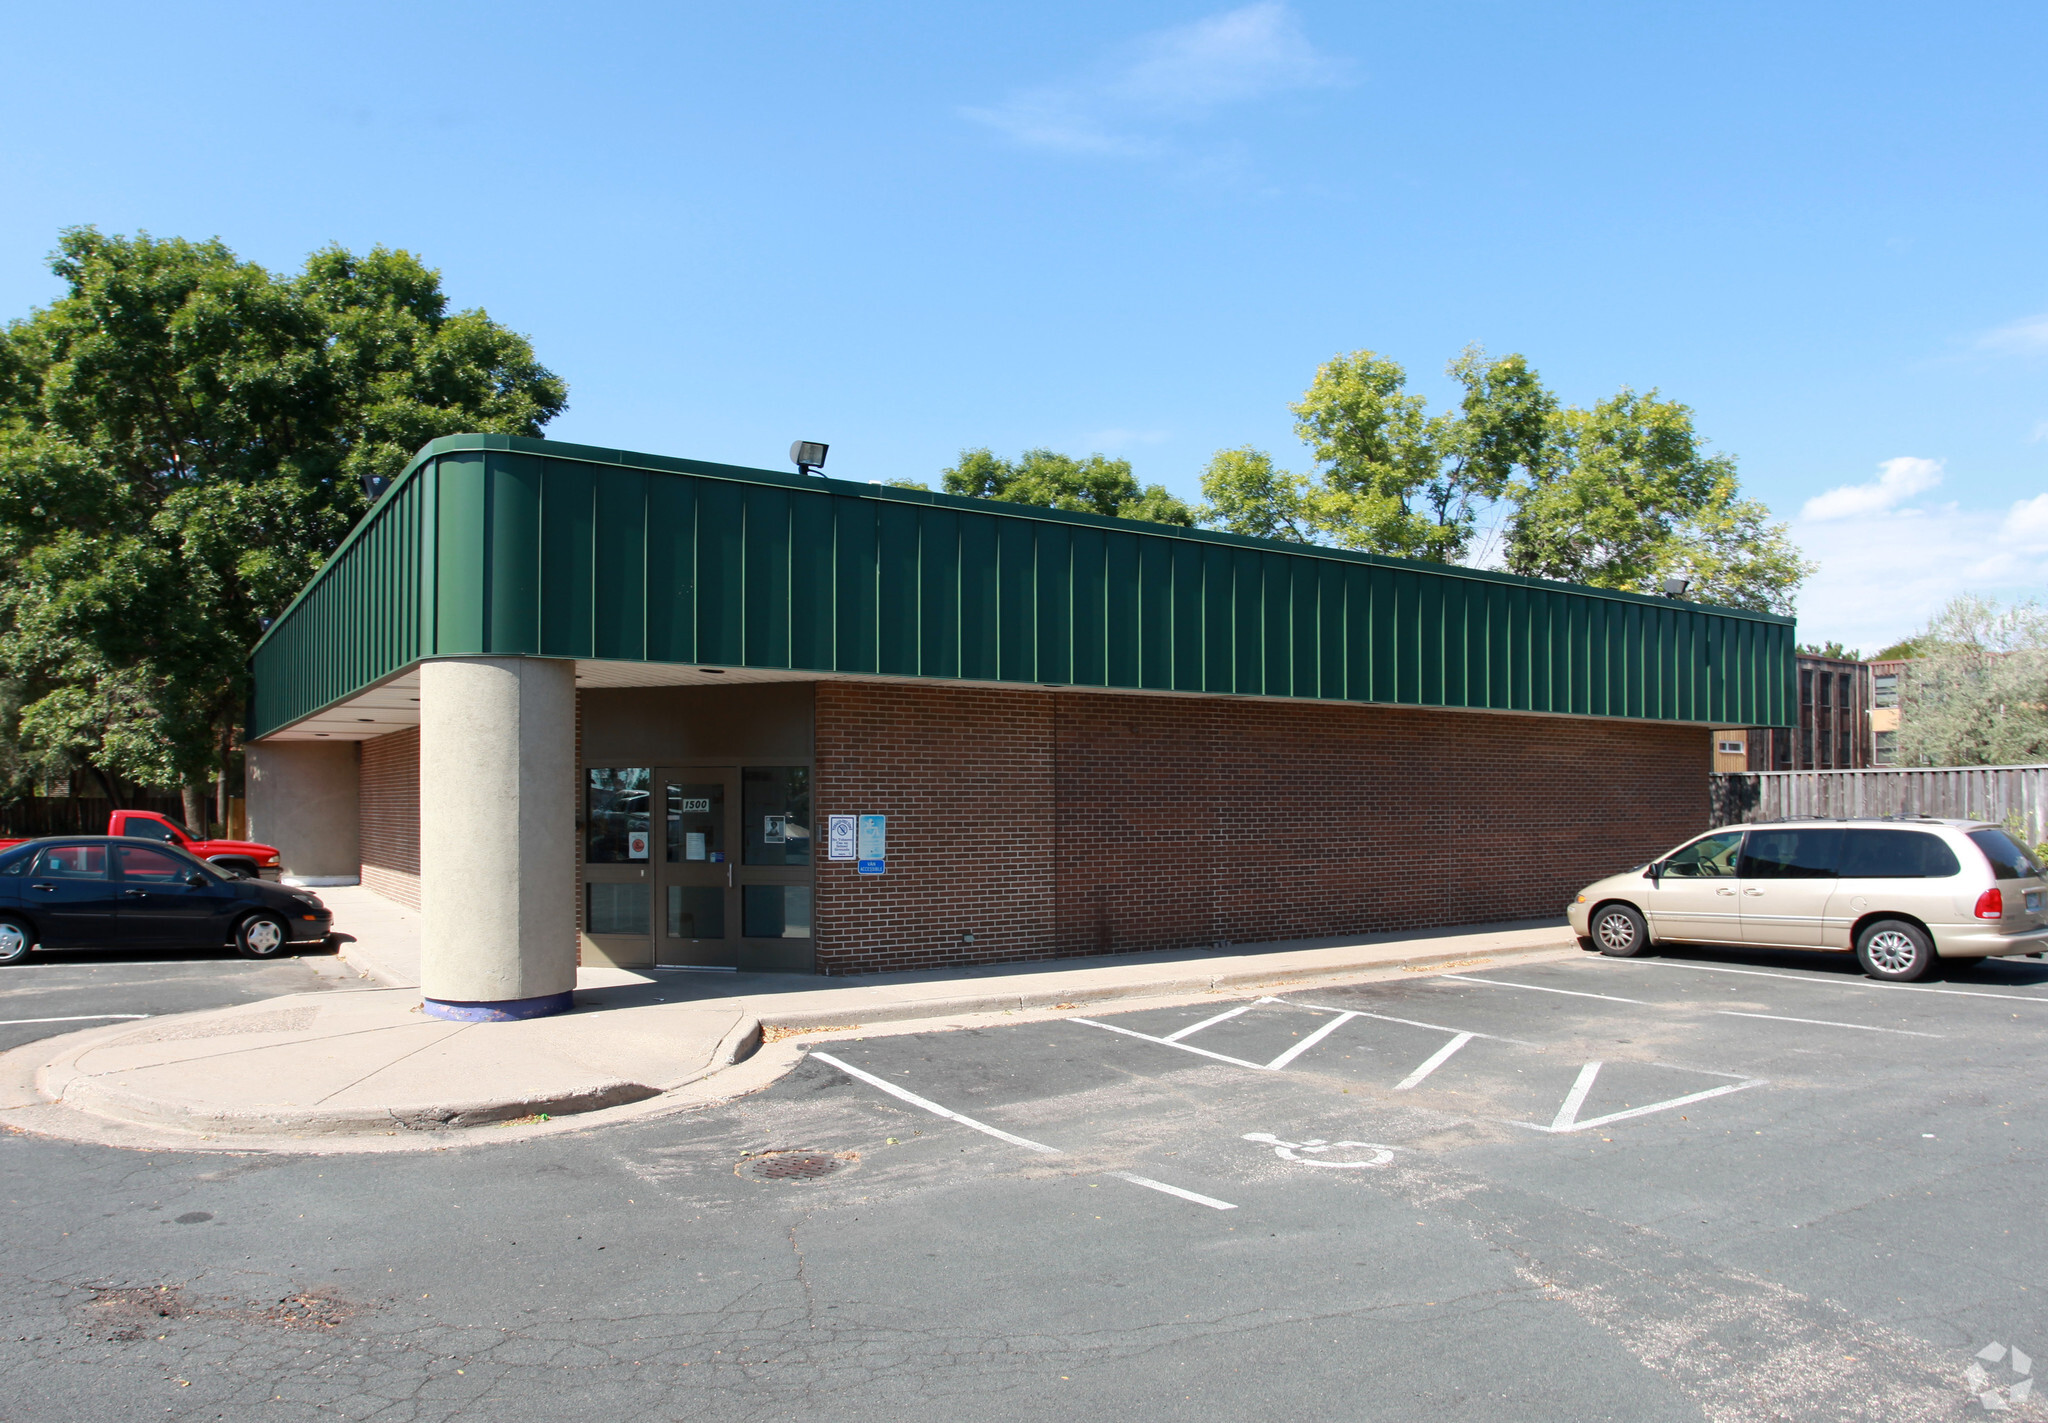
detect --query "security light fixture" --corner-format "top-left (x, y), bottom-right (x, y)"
top-left (361, 474), bottom-right (391, 502)
top-left (1661, 576), bottom-right (1691, 598)
top-left (789, 441), bottom-right (828, 477)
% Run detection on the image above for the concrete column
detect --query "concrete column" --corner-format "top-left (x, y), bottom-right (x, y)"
top-left (245, 740), bottom-right (361, 884)
top-left (419, 657), bottom-right (577, 1020)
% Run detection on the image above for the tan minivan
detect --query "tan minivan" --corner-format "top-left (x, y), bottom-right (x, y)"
top-left (1567, 818), bottom-right (2048, 981)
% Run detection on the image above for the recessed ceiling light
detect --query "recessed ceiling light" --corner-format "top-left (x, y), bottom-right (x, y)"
top-left (698, 668), bottom-right (725, 675)
top-left (357, 718), bottom-right (375, 722)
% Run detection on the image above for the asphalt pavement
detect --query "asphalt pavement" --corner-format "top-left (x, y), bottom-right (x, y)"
top-left (0, 945), bottom-right (344, 1054)
top-left (3, 944), bottom-right (2046, 1420)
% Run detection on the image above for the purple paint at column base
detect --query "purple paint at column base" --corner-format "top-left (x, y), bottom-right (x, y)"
top-left (421, 991), bottom-right (575, 1022)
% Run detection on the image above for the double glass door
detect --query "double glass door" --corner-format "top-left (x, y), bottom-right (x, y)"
top-left (582, 764), bottom-right (813, 972)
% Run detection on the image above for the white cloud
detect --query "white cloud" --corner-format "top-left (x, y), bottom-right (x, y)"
top-left (1976, 313), bottom-right (2048, 355)
top-left (1799, 455), bottom-right (1943, 520)
top-left (964, 3), bottom-right (1345, 157)
top-left (1789, 470), bottom-right (2048, 652)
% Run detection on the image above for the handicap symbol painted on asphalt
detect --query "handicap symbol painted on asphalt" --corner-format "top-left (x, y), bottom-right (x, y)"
top-left (1243, 1133), bottom-right (1398, 1168)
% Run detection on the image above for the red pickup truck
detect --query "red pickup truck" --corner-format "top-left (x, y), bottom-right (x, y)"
top-left (0, 810), bottom-right (283, 880)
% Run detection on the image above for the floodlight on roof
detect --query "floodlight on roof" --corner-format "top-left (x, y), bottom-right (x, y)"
top-left (1661, 575), bottom-right (1691, 598)
top-left (790, 441), bottom-right (828, 477)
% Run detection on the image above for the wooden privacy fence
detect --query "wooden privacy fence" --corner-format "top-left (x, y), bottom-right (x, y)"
top-left (1710, 766), bottom-right (2048, 842)
top-left (0, 796), bottom-right (187, 839)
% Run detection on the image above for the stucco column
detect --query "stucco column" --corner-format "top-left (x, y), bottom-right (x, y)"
top-left (245, 740), bottom-right (361, 884)
top-left (419, 656), bottom-right (577, 1020)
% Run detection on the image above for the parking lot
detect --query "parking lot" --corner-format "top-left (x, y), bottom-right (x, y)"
top-left (4, 944), bottom-right (2045, 1421)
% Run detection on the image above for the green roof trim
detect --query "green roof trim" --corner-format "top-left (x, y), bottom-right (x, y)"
top-left (249, 432), bottom-right (1796, 739)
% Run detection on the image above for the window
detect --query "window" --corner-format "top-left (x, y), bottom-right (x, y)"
top-left (1818, 730), bottom-right (1833, 766)
top-left (742, 767), bottom-right (811, 866)
top-left (666, 782), bottom-right (724, 863)
top-left (1967, 829), bottom-right (2040, 881)
top-left (1800, 670), bottom-right (1813, 705)
top-left (118, 845), bottom-right (196, 882)
top-left (1717, 740), bottom-right (1745, 755)
top-left (1873, 730), bottom-right (1898, 766)
top-left (1739, 828), bottom-right (1843, 879)
top-left (1773, 733), bottom-right (1792, 769)
top-left (1817, 673), bottom-right (1831, 709)
top-left (33, 844), bottom-right (108, 879)
top-left (1838, 673), bottom-right (1854, 708)
top-left (1873, 673), bottom-right (1899, 709)
top-left (586, 768), bottom-right (650, 864)
top-left (1839, 829), bottom-right (1961, 879)
top-left (743, 885), bottom-right (812, 938)
top-left (120, 817), bottom-right (182, 844)
top-left (0, 847), bottom-right (35, 876)
top-left (1661, 831), bottom-right (1743, 878)
top-left (586, 882), bottom-right (649, 936)
top-left (1800, 730), bottom-right (1814, 767)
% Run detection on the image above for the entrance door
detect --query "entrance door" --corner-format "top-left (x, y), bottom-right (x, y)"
top-left (655, 769), bottom-right (738, 968)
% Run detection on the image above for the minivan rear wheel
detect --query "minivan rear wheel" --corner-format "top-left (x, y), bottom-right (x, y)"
top-left (1855, 919), bottom-right (1933, 982)
top-left (1591, 904), bottom-right (1651, 957)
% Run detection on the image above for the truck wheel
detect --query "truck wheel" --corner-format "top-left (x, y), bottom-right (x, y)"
top-left (1591, 904), bottom-right (1651, 957)
top-left (0, 916), bottom-right (33, 965)
top-left (236, 913), bottom-right (290, 960)
top-left (1855, 919), bottom-right (1933, 982)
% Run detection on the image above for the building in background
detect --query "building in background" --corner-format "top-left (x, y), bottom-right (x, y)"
top-left (1717, 652), bottom-right (1875, 771)
top-left (1867, 658), bottom-right (1909, 765)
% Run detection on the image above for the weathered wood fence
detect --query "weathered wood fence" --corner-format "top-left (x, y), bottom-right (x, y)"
top-left (0, 795), bottom-right (188, 839)
top-left (1710, 766), bottom-right (2048, 842)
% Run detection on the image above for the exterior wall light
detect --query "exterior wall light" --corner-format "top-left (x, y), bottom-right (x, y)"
top-left (790, 441), bottom-right (829, 477)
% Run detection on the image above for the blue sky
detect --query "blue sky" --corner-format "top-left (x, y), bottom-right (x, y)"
top-left (5, 1), bottom-right (2046, 652)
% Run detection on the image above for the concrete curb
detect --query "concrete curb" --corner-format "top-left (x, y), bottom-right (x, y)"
top-left (7, 928), bottom-right (1579, 1151)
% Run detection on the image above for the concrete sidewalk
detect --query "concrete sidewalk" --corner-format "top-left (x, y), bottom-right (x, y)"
top-left (0, 888), bottom-right (1581, 1151)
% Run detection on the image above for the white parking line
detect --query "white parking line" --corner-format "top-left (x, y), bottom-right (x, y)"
top-left (1718, 1011), bottom-right (1943, 1038)
top-left (1394, 1032), bottom-right (1475, 1090)
top-left (0, 1013), bottom-right (149, 1026)
top-left (1550, 1062), bottom-right (1603, 1130)
top-left (1440, 975), bottom-right (1652, 1005)
top-left (1607, 958), bottom-right (2048, 1004)
top-left (1510, 1062), bottom-right (1768, 1134)
top-left (1163, 1004), bottom-right (1254, 1042)
top-left (1070, 1017), bottom-right (1273, 1070)
top-left (809, 1050), bottom-right (1239, 1211)
top-left (1264, 1011), bottom-right (1359, 1069)
top-left (1263, 998), bottom-right (1539, 1047)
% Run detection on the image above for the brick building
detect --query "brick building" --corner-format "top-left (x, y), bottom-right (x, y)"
top-left (1713, 653), bottom-right (1906, 772)
top-left (244, 435), bottom-right (1793, 1020)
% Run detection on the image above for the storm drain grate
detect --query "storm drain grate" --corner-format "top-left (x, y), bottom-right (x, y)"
top-left (738, 1152), bottom-right (846, 1182)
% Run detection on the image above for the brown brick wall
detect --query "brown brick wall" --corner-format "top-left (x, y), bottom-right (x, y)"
top-left (359, 726), bottom-right (421, 909)
top-left (814, 681), bottom-right (1708, 975)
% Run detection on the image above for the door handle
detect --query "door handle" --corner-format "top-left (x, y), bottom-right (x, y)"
top-left (122, 889), bottom-right (148, 898)
top-left (29, 883), bottom-right (55, 893)
top-left (1742, 888), bottom-right (1764, 896)
top-left (1716, 888), bottom-right (1736, 896)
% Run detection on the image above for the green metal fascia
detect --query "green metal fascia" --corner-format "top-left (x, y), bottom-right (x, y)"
top-left (248, 433), bottom-right (1797, 739)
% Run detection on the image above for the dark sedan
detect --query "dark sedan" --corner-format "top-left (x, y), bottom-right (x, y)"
top-left (0, 836), bottom-right (332, 964)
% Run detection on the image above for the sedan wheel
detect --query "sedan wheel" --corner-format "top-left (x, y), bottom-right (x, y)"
top-left (1592, 904), bottom-right (1651, 958)
top-left (1855, 919), bottom-right (1933, 982)
top-left (0, 916), bottom-right (32, 965)
top-left (236, 913), bottom-right (289, 960)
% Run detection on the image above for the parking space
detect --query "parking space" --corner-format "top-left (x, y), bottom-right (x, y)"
top-left (0, 946), bottom-right (341, 1052)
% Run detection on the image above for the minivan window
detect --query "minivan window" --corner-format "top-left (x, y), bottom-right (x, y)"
top-left (1967, 828), bottom-right (2039, 881)
top-left (1839, 829), bottom-right (1962, 879)
top-left (1661, 831), bottom-right (1743, 878)
top-left (1739, 828), bottom-right (1842, 879)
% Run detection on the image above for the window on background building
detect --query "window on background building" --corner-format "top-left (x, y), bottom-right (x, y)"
top-left (1874, 673), bottom-right (1899, 708)
top-left (1801, 729), bottom-right (1814, 766)
top-left (1774, 733), bottom-right (1793, 769)
top-left (1839, 673), bottom-right (1854, 707)
top-left (1874, 730), bottom-right (1898, 765)
top-left (1801, 670), bottom-right (1814, 705)
top-left (1819, 729), bottom-right (1833, 765)
top-left (1818, 674), bottom-right (1831, 710)
top-left (1717, 740), bottom-right (1745, 755)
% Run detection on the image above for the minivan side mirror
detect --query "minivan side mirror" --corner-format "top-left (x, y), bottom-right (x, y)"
top-left (1646, 861), bottom-right (1663, 886)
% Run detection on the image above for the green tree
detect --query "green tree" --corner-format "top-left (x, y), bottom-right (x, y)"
top-left (1893, 597), bottom-right (2048, 767)
top-left (934, 447), bottom-right (1194, 526)
top-left (0, 227), bottom-right (566, 815)
top-left (1196, 346), bottom-right (1809, 614)
top-left (1798, 641), bottom-right (1863, 660)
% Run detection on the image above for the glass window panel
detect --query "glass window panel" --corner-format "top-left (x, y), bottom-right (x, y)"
top-left (666, 782), bottom-right (724, 862)
top-left (1873, 674), bottom-right (1899, 708)
top-left (1739, 828), bottom-right (1843, 879)
top-left (1841, 829), bottom-right (1960, 878)
top-left (34, 844), bottom-right (108, 879)
top-left (743, 884), bottom-right (812, 938)
top-left (118, 845), bottom-right (189, 881)
top-left (742, 767), bottom-right (812, 866)
top-left (667, 884), bottom-right (726, 939)
top-left (587, 882), bottom-right (649, 936)
top-left (1661, 832), bottom-right (1743, 878)
top-left (1967, 829), bottom-right (2039, 881)
top-left (586, 768), bottom-right (651, 864)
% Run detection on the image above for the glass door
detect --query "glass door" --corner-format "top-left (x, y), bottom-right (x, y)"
top-left (656, 769), bottom-right (739, 968)
top-left (736, 766), bottom-right (814, 972)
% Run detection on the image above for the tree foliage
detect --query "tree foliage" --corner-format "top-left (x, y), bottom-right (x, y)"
top-left (1196, 346), bottom-right (1810, 614)
top-left (930, 447), bottom-right (1195, 526)
top-left (0, 227), bottom-right (566, 800)
top-left (1893, 597), bottom-right (2048, 768)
